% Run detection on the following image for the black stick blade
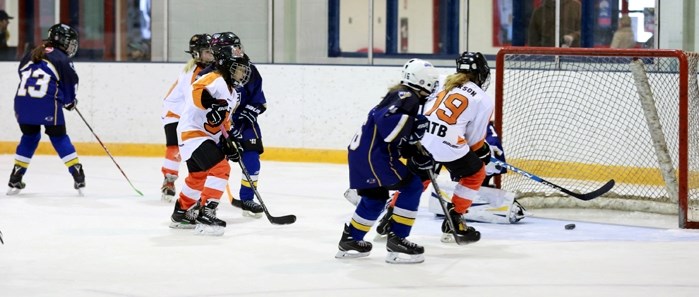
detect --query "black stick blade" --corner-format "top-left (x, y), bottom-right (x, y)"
top-left (566, 179), bottom-right (616, 201)
top-left (269, 214), bottom-right (297, 225)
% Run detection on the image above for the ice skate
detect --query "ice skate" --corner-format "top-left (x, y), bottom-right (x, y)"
top-left (70, 163), bottom-right (85, 196)
top-left (7, 166), bottom-right (25, 196)
top-left (335, 224), bottom-right (372, 259)
top-left (194, 200), bottom-right (226, 236)
top-left (241, 199), bottom-right (264, 218)
top-left (161, 174), bottom-right (177, 202)
top-left (169, 201), bottom-right (199, 229)
top-left (385, 232), bottom-right (424, 264)
top-left (441, 207), bottom-right (481, 244)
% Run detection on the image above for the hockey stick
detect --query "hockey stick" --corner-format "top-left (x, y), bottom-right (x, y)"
top-left (221, 128), bottom-right (296, 225)
top-left (74, 107), bottom-right (143, 196)
top-left (414, 145), bottom-right (470, 245)
top-left (490, 157), bottom-right (614, 201)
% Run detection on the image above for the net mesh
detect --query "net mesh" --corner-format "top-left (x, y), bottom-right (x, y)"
top-left (497, 50), bottom-right (698, 226)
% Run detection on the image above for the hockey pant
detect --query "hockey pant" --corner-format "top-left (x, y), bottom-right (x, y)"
top-left (177, 140), bottom-right (231, 210)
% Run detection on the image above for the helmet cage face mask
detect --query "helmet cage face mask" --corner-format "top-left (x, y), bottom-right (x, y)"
top-left (229, 60), bottom-right (251, 88)
top-left (401, 58), bottom-right (439, 96)
top-left (456, 52), bottom-right (491, 91)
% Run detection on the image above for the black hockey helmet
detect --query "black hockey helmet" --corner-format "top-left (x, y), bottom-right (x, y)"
top-left (214, 46), bottom-right (251, 88)
top-left (46, 23), bottom-right (79, 58)
top-left (456, 51), bottom-right (490, 90)
top-left (210, 32), bottom-right (243, 56)
top-left (184, 33), bottom-right (212, 59)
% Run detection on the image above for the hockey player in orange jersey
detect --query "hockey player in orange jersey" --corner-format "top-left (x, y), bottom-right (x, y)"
top-left (160, 34), bottom-right (214, 202)
top-left (418, 52), bottom-right (494, 243)
top-left (168, 44), bottom-right (252, 236)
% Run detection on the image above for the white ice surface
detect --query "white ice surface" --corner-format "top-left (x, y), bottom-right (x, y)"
top-left (1, 155), bottom-right (699, 297)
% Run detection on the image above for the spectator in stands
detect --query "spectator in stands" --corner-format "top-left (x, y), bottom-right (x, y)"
top-left (527, 0), bottom-right (581, 47)
top-left (610, 15), bottom-right (636, 49)
top-left (0, 10), bottom-right (13, 48)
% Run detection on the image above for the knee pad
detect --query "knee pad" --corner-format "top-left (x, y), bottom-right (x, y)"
top-left (44, 125), bottom-right (67, 137)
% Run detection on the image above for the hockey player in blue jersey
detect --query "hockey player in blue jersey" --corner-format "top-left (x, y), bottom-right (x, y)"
top-left (335, 59), bottom-right (439, 264)
top-left (7, 24), bottom-right (84, 195)
top-left (205, 32), bottom-right (266, 217)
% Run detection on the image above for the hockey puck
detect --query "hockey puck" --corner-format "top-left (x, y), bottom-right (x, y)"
top-left (565, 223), bottom-right (576, 230)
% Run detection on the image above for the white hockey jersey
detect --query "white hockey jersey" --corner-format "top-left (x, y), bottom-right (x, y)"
top-left (177, 71), bottom-right (240, 161)
top-left (420, 75), bottom-right (494, 162)
top-left (161, 62), bottom-right (205, 125)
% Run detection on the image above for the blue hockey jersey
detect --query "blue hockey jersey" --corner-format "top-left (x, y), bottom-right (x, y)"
top-left (14, 47), bottom-right (79, 125)
top-left (348, 86), bottom-right (423, 190)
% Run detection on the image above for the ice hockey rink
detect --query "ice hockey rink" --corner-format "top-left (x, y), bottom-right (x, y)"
top-left (1, 154), bottom-right (699, 297)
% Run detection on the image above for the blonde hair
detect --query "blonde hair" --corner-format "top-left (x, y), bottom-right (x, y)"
top-left (387, 83), bottom-right (403, 93)
top-left (444, 72), bottom-right (472, 92)
top-left (183, 58), bottom-right (197, 72)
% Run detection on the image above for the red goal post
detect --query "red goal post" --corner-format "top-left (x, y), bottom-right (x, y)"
top-left (494, 47), bottom-right (699, 228)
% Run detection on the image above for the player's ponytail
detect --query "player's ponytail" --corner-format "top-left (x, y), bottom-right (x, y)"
top-left (30, 41), bottom-right (51, 63)
top-left (444, 72), bottom-right (471, 93)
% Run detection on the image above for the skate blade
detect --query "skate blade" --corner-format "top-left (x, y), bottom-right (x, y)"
top-left (242, 210), bottom-right (263, 218)
top-left (169, 222), bottom-right (196, 229)
top-left (6, 188), bottom-right (21, 195)
top-left (77, 188), bottom-right (85, 197)
top-left (193, 224), bottom-right (225, 236)
top-left (373, 233), bottom-right (388, 242)
top-left (385, 252), bottom-right (424, 264)
top-left (335, 250), bottom-right (370, 259)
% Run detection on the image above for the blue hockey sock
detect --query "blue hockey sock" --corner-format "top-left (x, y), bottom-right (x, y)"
top-left (239, 151), bottom-right (260, 201)
top-left (13, 133), bottom-right (41, 172)
top-left (348, 197), bottom-right (386, 240)
top-left (388, 177), bottom-right (423, 238)
top-left (49, 135), bottom-right (80, 171)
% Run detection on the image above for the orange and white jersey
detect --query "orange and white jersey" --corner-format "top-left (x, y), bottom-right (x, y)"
top-left (161, 62), bottom-right (205, 125)
top-left (420, 77), bottom-right (494, 162)
top-left (177, 71), bottom-right (240, 161)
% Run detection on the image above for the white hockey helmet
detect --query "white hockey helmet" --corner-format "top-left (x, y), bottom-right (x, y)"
top-left (400, 58), bottom-right (439, 95)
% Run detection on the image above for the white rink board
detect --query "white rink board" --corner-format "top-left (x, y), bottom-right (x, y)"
top-left (0, 62), bottom-right (459, 150)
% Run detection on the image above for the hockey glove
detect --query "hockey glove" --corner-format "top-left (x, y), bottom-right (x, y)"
top-left (474, 141), bottom-right (491, 165)
top-left (206, 103), bottom-right (229, 126)
top-left (63, 99), bottom-right (77, 111)
top-left (237, 104), bottom-right (266, 126)
top-left (407, 114), bottom-right (429, 145)
top-left (220, 135), bottom-right (241, 162)
top-left (230, 123), bottom-right (244, 139)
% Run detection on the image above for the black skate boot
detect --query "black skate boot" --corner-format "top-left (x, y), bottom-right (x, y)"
top-left (7, 165), bottom-right (26, 195)
top-left (161, 174), bottom-right (177, 202)
top-left (441, 205), bottom-right (481, 244)
top-left (69, 164), bottom-right (85, 192)
top-left (194, 200), bottom-right (226, 236)
top-left (335, 224), bottom-right (373, 259)
top-left (169, 200), bottom-right (199, 229)
top-left (385, 231), bottom-right (424, 264)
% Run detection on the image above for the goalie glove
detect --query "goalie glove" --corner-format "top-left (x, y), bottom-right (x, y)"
top-left (206, 103), bottom-right (229, 126)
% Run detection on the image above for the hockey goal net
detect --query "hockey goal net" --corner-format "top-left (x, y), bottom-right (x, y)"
top-left (495, 47), bottom-right (699, 228)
